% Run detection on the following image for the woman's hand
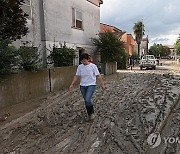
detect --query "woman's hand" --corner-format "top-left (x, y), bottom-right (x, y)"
top-left (101, 84), bottom-right (106, 92)
top-left (69, 84), bottom-right (74, 91)
top-left (69, 75), bottom-right (79, 91)
top-left (97, 75), bottom-right (106, 92)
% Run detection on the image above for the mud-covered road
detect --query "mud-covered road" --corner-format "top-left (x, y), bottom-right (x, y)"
top-left (0, 61), bottom-right (180, 154)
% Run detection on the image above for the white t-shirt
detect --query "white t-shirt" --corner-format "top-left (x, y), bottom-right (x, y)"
top-left (76, 63), bottom-right (100, 86)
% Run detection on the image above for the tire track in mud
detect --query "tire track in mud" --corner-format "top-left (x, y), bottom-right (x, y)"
top-left (80, 73), bottom-right (159, 154)
top-left (116, 74), bottom-right (164, 154)
top-left (0, 88), bottom-right (85, 153)
top-left (41, 74), bottom-right (146, 154)
top-left (136, 75), bottom-right (179, 154)
top-left (145, 95), bottom-right (180, 154)
top-left (0, 69), bottom-right (180, 154)
top-left (94, 71), bottom-right (180, 154)
top-left (0, 88), bottom-right (80, 131)
top-left (68, 73), bottom-right (175, 154)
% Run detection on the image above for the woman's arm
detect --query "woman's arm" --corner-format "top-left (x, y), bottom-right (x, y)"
top-left (97, 74), bottom-right (106, 92)
top-left (69, 75), bottom-right (80, 91)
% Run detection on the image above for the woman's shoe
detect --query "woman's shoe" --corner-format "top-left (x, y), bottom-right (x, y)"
top-left (90, 114), bottom-right (95, 120)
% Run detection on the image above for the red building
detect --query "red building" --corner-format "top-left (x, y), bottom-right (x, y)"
top-left (121, 33), bottom-right (136, 55)
top-left (100, 23), bottom-right (136, 55)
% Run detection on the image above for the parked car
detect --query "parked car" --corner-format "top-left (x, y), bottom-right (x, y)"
top-left (139, 55), bottom-right (156, 70)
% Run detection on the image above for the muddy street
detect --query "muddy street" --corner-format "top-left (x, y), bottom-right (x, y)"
top-left (0, 61), bottom-right (180, 154)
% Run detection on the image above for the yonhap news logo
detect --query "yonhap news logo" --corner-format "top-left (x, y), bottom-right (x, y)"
top-left (147, 132), bottom-right (180, 148)
top-left (147, 132), bottom-right (161, 148)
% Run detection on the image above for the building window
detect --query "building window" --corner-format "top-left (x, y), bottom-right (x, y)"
top-left (21, 0), bottom-right (32, 19)
top-left (72, 8), bottom-right (83, 30)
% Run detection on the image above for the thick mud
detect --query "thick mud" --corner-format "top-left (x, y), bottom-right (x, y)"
top-left (0, 61), bottom-right (180, 154)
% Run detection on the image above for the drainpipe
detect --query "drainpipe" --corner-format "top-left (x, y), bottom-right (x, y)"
top-left (39, 0), bottom-right (47, 68)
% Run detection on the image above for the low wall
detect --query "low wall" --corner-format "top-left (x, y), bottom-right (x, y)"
top-left (50, 66), bottom-right (77, 92)
top-left (104, 62), bottom-right (117, 75)
top-left (0, 66), bottom-right (77, 108)
top-left (0, 70), bottom-right (50, 108)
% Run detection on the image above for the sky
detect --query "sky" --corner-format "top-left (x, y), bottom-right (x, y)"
top-left (100, 0), bottom-right (180, 46)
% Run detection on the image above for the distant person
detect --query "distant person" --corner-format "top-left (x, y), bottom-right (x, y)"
top-left (157, 58), bottom-right (160, 65)
top-left (129, 56), bottom-right (133, 70)
top-left (69, 53), bottom-right (106, 121)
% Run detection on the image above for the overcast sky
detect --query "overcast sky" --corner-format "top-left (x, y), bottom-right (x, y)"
top-left (100, 0), bottom-right (180, 46)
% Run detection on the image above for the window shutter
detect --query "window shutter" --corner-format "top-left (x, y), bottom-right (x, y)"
top-left (72, 8), bottom-right (75, 27)
top-left (76, 10), bottom-right (83, 29)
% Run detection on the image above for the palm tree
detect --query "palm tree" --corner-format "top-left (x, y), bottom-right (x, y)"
top-left (133, 21), bottom-right (145, 58)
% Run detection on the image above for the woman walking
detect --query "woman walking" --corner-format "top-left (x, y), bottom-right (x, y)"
top-left (69, 53), bottom-right (106, 120)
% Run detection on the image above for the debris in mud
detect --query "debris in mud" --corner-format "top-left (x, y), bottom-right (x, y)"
top-left (0, 113), bottom-right (10, 122)
top-left (0, 63), bottom-right (180, 154)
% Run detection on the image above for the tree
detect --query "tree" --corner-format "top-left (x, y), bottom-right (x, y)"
top-left (149, 43), bottom-right (171, 58)
top-left (92, 31), bottom-right (126, 64)
top-left (175, 42), bottom-right (180, 55)
top-left (0, 38), bottom-right (18, 75)
top-left (0, 0), bottom-right (31, 75)
top-left (175, 34), bottom-right (180, 55)
top-left (163, 46), bottom-right (171, 57)
top-left (133, 21), bottom-right (145, 58)
top-left (176, 34), bottom-right (180, 42)
top-left (0, 0), bottom-right (28, 40)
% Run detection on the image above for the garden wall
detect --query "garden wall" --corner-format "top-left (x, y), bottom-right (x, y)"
top-left (0, 66), bottom-right (77, 108)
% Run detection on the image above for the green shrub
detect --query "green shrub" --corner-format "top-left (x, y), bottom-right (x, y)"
top-left (132, 52), bottom-right (139, 60)
top-left (117, 49), bottom-right (128, 69)
top-left (49, 43), bottom-right (76, 67)
top-left (18, 45), bottom-right (40, 71)
top-left (175, 42), bottom-right (180, 55)
top-left (0, 39), bottom-right (19, 75)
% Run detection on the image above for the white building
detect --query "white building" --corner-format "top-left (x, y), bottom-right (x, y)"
top-left (140, 35), bottom-right (149, 58)
top-left (15, 0), bottom-right (103, 67)
top-left (165, 45), bottom-right (177, 60)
